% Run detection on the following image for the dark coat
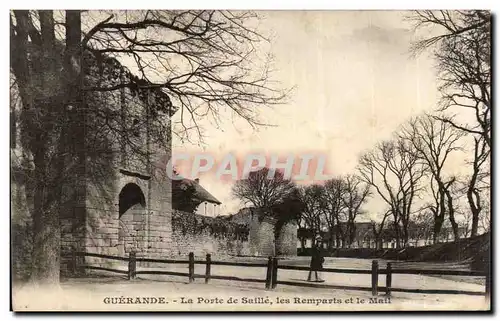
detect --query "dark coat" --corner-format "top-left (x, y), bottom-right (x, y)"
top-left (310, 247), bottom-right (325, 270)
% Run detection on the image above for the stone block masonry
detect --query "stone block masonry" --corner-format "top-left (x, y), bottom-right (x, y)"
top-left (230, 207), bottom-right (298, 257)
top-left (276, 221), bottom-right (298, 256)
top-left (58, 50), bottom-right (176, 273)
top-left (248, 213), bottom-right (275, 257)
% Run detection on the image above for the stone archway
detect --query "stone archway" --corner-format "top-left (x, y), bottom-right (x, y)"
top-left (118, 183), bottom-right (146, 256)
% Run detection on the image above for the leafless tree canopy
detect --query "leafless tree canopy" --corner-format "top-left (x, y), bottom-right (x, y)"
top-left (358, 138), bottom-right (426, 248)
top-left (400, 115), bottom-right (464, 241)
top-left (297, 184), bottom-right (325, 235)
top-left (295, 10), bottom-right (492, 252)
top-left (408, 10), bottom-right (491, 238)
top-left (232, 167), bottom-right (297, 210)
top-left (295, 176), bottom-right (370, 249)
top-left (82, 10), bottom-right (289, 141)
top-left (11, 10), bottom-right (290, 143)
top-left (409, 10), bottom-right (491, 148)
top-left (341, 175), bottom-right (371, 245)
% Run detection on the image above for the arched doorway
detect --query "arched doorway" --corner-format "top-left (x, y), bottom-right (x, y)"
top-left (118, 183), bottom-right (146, 256)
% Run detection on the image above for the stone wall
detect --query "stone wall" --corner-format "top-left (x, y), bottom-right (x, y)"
top-left (79, 171), bottom-right (174, 269)
top-left (276, 221), bottom-right (298, 256)
top-left (171, 210), bottom-right (250, 258)
top-left (248, 213), bottom-right (276, 257)
top-left (232, 207), bottom-right (298, 257)
top-left (60, 51), bottom-right (175, 272)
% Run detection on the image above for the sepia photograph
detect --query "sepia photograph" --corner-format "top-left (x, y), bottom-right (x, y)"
top-left (9, 8), bottom-right (492, 312)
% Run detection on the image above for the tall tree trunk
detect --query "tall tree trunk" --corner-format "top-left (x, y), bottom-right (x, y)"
top-left (328, 228), bottom-right (333, 250)
top-left (27, 10), bottom-right (63, 285)
top-left (348, 220), bottom-right (356, 248)
top-left (467, 185), bottom-right (481, 237)
top-left (30, 150), bottom-right (60, 285)
top-left (401, 216), bottom-right (409, 248)
top-left (433, 188), bottom-right (447, 243)
top-left (449, 216), bottom-right (459, 240)
top-left (467, 137), bottom-right (487, 237)
top-left (335, 228), bottom-right (340, 248)
top-left (470, 211), bottom-right (480, 237)
top-left (433, 215), bottom-right (444, 244)
top-left (393, 220), bottom-right (400, 249)
top-left (445, 189), bottom-right (459, 240)
top-left (14, 9), bottom-right (82, 285)
top-left (372, 225), bottom-right (382, 250)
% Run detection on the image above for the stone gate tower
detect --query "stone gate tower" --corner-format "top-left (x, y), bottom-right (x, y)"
top-left (59, 52), bottom-right (177, 270)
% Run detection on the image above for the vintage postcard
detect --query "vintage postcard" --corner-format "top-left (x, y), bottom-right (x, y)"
top-left (10, 9), bottom-right (491, 312)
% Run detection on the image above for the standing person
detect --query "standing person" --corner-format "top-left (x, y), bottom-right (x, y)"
top-left (307, 245), bottom-right (317, 282)
top-left (315, 242), bottom-right (325, 282)
top-left (307, 239), bottom-right (325, 282)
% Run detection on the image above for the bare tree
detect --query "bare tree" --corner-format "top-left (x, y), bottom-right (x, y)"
top-left (10, 10), bottom-right (289, 284)
top-left (297, 184), bottom-right (325, 248)
top-left (322, 178), bottom-right (347, 249)
top-left (478, 198), bottom-right (491, 234)
top-left (465, 137), bottom-right (490, 236)
top-left (409, 10), bottom-right (491, 148)
top-left (408, 10), bottom-right (491, 239)
top-left (358, 138), bottom-right (426, 248)
top-left (409, 210), bottom-right (435, 246)
top-left (232, 167), bottom-right (297, 211)
top-left (456, 207), bottom-right (472, 239)
top-left (341, 174), bottom-right (370, 247)
top-left (371, 209), bottom-right (391, 250)
top-left (400, 114), bottom-right (464, 242)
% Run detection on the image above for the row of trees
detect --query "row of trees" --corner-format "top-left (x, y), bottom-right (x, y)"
top-left (232, 105), bottom-right (490, 249)
top-left (358, 114), bottom-right (489, 248)
top-left (297, 10), bottom-right (491, 250)
top-left (230, 11), bottom-right (490, 253)
top-left (297, 175), bottom-right (370, 249)
top-left (232, 114), bottom-right (490, 250)
top-left (319, 10), bottom-right (490, 249)
top-left (231, 168), bottom-right (371, 250)
top-left (410, 10), bottom-right (491, 238)
top-left (355, 10), bottom-right (491, 249)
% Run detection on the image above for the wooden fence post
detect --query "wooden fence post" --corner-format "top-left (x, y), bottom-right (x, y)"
top-left (386, 262), bottom-right (392, 296)
top-left (188, 252), bottom-right (195, 283)
top-left (205, 254), bottom-right (211, 284)
top-left (128, 251), bottom-right (136, 280)
top-left (271, 257), bottom-right (279, 289)
top-left (371, 260), bottom-right (379, 296)
top-left (265, 256), bottom-right (273, 289)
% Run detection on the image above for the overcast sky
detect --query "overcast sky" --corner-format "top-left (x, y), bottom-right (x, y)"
top-left (172, 11), bottom-right (443, 217)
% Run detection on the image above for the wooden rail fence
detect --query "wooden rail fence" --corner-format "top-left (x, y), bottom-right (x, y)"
top-left (68, 250), bottom-right (490, 298)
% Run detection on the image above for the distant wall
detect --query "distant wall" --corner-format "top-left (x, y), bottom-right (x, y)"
top-left (249, 213), bottom-right (275, 257)
top-left (171, 210), bottom-right (250, 258)
top-left (235, 207), bottom-right (298, 257)
top-left (276, 221), bottom-right (298, 256)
